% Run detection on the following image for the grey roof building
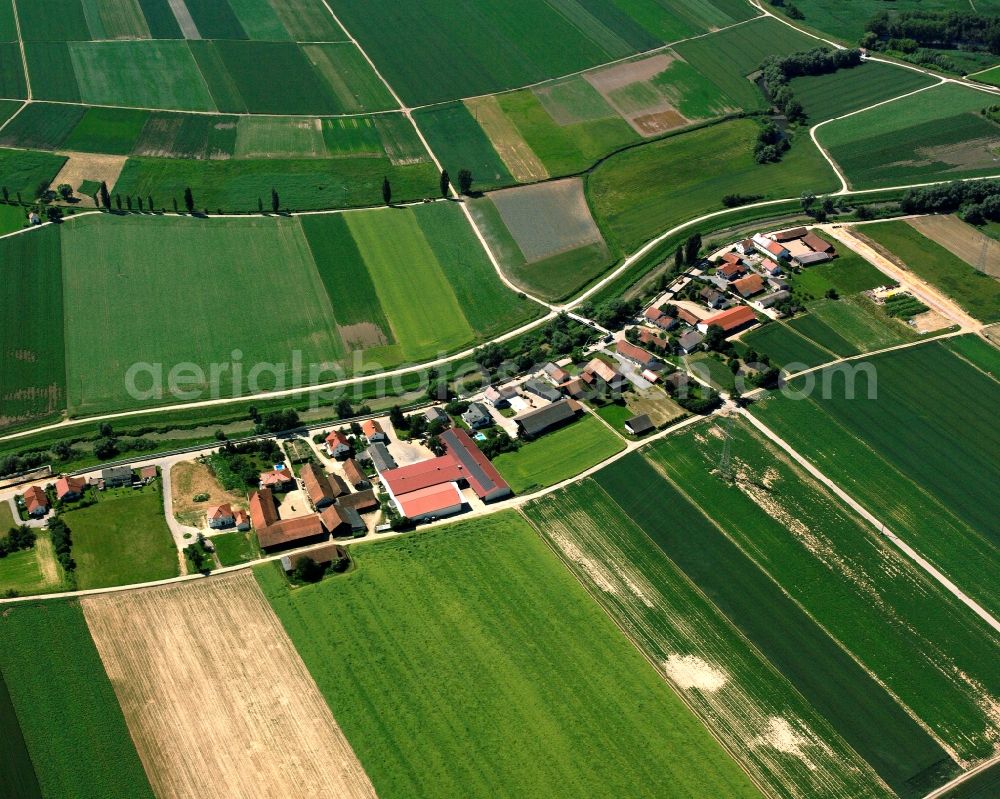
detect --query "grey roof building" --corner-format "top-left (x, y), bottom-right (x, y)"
top-left (366, 442), bottom-right (398, 473)
top-left (102, 465), bottom-right (133, 487)
top-left (424, 406), bottom-right (450, 425)
top-left (514, 399), bottom-right (581, 438)
top-left (678, 330), bottom-right (705, 354)
top-left (625, 414), bottom-right (654, 436)
top-left (462, 402), bottom-right (493, 429)
top-left (522, 378), bottom-right (562, 403)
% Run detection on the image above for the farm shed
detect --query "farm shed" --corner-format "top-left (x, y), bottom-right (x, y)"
top-left (514, 399), bottom-right (582, 438)
top-left (320, 505), bottom-right (365, 536)
top-left (342, 459), bottom-right (370, 490)
top-left (338, 489), bottom-right (380, 514)
top-left (281, 543), bottom-right (349, 573)
top-left (523, 378), bottom-right (562, 403)
top-left (301, 463), bottom-right (338, 510)
top-left (733, 274), bottom-right (766, 298)
top-left (256, 515), bottom-right (328, 553)
top-left (625, 414), bottom-right (654, 436)
top-left (698, 305), bottom-right (757, 334)
top-left (396, 482), bottom-right (465, 522)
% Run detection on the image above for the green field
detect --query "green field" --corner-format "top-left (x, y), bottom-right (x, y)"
top-left (819, 84), bottom-right (1000, 189)
top-left (0, 148), bottom-right (68, 198)
top-left (0, 599), bottom-right (154, 798)
top-left (595, 452), bottom-right (959, 798)
top-left (413, 103), bottom-right (514, 191)
top-left (257, 512), bottom-right (763, 799)
top-left (0, 670), bottom-right (40, 799)
top-left (0, 226), bottom-right (66, 431)
top-left (861, 221), bottom-right (1000, 323)
top-left (751, 339), bottom-right (1000, 615)
top-left (0, 104), bottom-right (86, 150)
top-left (740, 322), bottom-right (835, 369)
top-left (944, 334), bottom-right (1000, 378)
top-left (64, 484), bottom-right (178, 589)
top-left (790, 61), bottom-right (936, 123)
top-left (526, 480), bottom-right (895, 799)
top-left (62, 106), bottom-right (149, 154)
top-left (674, 17), bottom-right (819, 111)
top-left (0, 533), bottom-right (65, 595)
top-left (493, 413), bottom-right (624, 493)
top-left (210, 530), bottom-right (260, 566)
top-left (588, 118), bottom-right (838, 252)
top-left (788, 247), bottom-right (890, 298)
top-left (648, 419), bottom-right (1000, 762)
top-left (787, 295), bottom-right (920, 356)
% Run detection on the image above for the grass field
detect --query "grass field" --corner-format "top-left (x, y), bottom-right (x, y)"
top-left (818, 84), bottom-right (1000, 189)
top-left (861, 221), bottom-right (1000, 323)
top-left (588, 118), bottom-right (838, 252)
top-left (63, 484), bottom-right (178, 589)
top-left (81, 572), bottom-right (377, 798)
top-left (751, 339), bottom-right (1000, 615)
top-left (674, 17), bottom-right (819, 111)
top-left (0, 532), bottom-right (64, 595)
top-left (0, 599), bottom-right (154, 798)
top-left (412, 103), bottom-right (513, 191)
top-left (62, 106), bottom-right (149, 154)
top-left (0, 147), bottom-right (68, 197)
top-left (257, 512), bottom-right (764, 799)
top-left (0, 226), bottom-right (66, 431)
top-left (595, 452), bottom-right (959, 798)
top-left (525, 480), bottom-right (894, 799)
top-left (787, 295), bottom-right (920, 356)
top-left (740, 322), bottom-right (835, 369)
top-left (944, 333), bottom-right (1000, 378)
top-left (788, 247), bottom-right (891, 298)
top-left (493, 413), bottom-right (624, 493)
top-left (648, 419), bottom-right (1000, 762)
top-left (790, 61), bottom-right (936, 123)
top-left (210, 530), bottom-right (260, 565)
top-left (0, 105), bottom-right (85, 152)
top-left (0, 670), bottom-right (41, 799)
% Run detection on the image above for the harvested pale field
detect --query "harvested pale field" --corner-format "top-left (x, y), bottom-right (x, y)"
top-left (490, 177), bottom-right (604, 262)
top-left (464, 95), bottom-right (547, 182)
top-left (908, 215), bottom-right (1000, 279)
top-left (52, 151), bottom-right (127, 205)
top-left (626, 388), bottom-right (685, 426)
top-left (170, 459), bottom-right (247, 527)
top-left (585, 53), bottom-right (676, 96)
top-left (585, 53), bottom-right (690, 136)
top-left (81, 572), bottom-right (377, 799)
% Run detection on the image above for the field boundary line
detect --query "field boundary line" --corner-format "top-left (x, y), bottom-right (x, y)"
top-left (0, 96), bottom-right (408, 118)
top-left (518, 503), bottom-right (779, 799)
top-left (923, 752), bottom-right (1000, 799)
top-left (9, 0), bottom-right (30, 100)
top-left (739, 407), bottom-right (1000, 634)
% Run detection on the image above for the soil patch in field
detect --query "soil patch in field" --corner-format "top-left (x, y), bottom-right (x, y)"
top-left (52, 152), bottom-right (127, 205)
top-left (81, 572), bottom-right (377, 799)
top-left (338, 321), bottom-right (387, 350)
top-left (663, 654), bottom-right (727, 692)
top-left (908, 215), bottom-right (1000, 279)
top-left (585, 53), bottom-right (690, 136)
top-left (171, 460), bottom-right (247, 527)
top-left (911, 309), bottom-right (949, 332)
top-left (490, 177), bottom-right (604, 262)
top-left (632, 108), bottom-right (688, 136)
top-left (896, 137), bottom-right (1000, 174)
top-left (464, 95), bottom-right (548, 182)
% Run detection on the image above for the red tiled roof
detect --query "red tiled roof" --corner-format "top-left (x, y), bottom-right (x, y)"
top-left (257, 515), bottom-right (325, 550)
top-left (802, 231), bottom-right (835, 253)
top-left (325, 430), bottom-right (349, 447)
top-left (396, 483), bottom-right (463, 519)
top-left (55, 475), bottom-right (86, 500)
top-left (207, 503), bottom-right (233, 521)
top-left (343, 459), bottom-right (367, 486)
top-left (774, 227), bottom-right (807, 242)
top-left (638, 328), bottom-right (668, 350)
top-left (766, 240), bottom-right (787, 257)
top-left (719, 262), bottom-right (745, 277)
top-left (233, 509), bottom-right (249, 526)
top-left (676, 307), bottom-right (699, 325)
top-left (616, 339), bottom-right (655, 366)
top-left (732, 273), bottom-right (765, 297)
top-left (249, 489), bottom-right (279, 530)
top-left (362, 419), bottom-right (382, 437)
top-left (644, 307), bottom-right (664, 323)
top-left (22, 485), bottom-right (48, 514)
top-left (301, 463), bottom-right (337, 506)
top-left (260, 469), bottom-right (293, 488)
top-left (703, 305), bottom-right (757, 332)
top-left (583, 358), bottom-right (619, 383)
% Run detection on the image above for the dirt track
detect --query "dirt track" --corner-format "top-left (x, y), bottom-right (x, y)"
top-left (81, 571), bottom-right (377, 799)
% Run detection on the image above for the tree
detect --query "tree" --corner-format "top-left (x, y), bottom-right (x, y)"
top-left (674, 245), bottom-right (684, 270)
top-left (94, 437), bottom-right (118, 459)
top-left (389, 404), bottom-right (406, 429)
top-left (1, 186), bottom-right (8, 202)
top-left (382, 176), bottom-right (392, 206)
top-left (137, 196), bottom-right (144, 212)
top-left (439, 169), bottom-right (450, 198)
top-left (125, 195), bottom-right (132, 211)
top-left (800, 191), bottom-right (816, 213)
top-left (684, 232), bottom-right (702, 265)
top-left (99, 181), bottom-right (111, 210)
top-left (115, 194), bottom-right (122, 211)
top-left (57, 183), bottom-right (73, 201)
top-left (271, 187), bottom-right (280, 214)
top-left (173, 197), bottom-right (178, 212)
top-left (148, 195), bottom-right (153, 211)
top-left (258, 197), bottom-right (263, 213)
top-left (183, 187), bottom-right (195, 213)
top-left (292, 556), bottom-right (325, 583)
top-left (458, 169), bottom-right (473, 195)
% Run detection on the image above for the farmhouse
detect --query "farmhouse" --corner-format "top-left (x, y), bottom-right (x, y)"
top-left (207, 503), bottom-right (236, 530)
top-left (300, 463), bottom-right (338, 510)
top-left (342, 458), bottom-right (370, 490)
top-left (102, 465), bottom-right (133, 488)
top-left (759, 290), bottom-right (792, 309)
top-left (365, 442), bottom-right (397, 473)
top-left (616, 340), bottom-right (660, 370)
top-left (720, 252), bottom-right (745, 268)
top-left (325, 431), bottom-right (351, 460)
top-left (644, 306), bottom-right (678, 330)
top-left (234, 509), bottom-right (250, 531)
top-left (752, 234), bottom-right (789, 260)
top-left (719, 261), bottom-right (747, 280)
top-left (514, 399), bottom-right (582, 438)
top-left (251, 488), bottom-right (328, 552)
top-left (732, 274), bottom-right (766, 298)
top-left (320, 505), bottom-right (364, 536)
top-left (424, 406), bottom-right (450, 426)
top-left (700, 286), bottom-right (727, 308)
top-left (462, 402), bottom-right (493, 429)
top-left (774, 227), bottom-right (807, 242)
top-left (581, 358), bottom-right (625, 391)
top-left (523, 378), bottom-right (562, 403)
top-left (362, 419), bottom-right (388, 444)
top-left (55, 475), bottom-right (87, 502)
top-left (281, 543), bottom-right (349, 574)
top-left (483, 385), bottom-right (515, 408)
top-left (638, 327), bottom-right (668, 350)
top-left (259, 468), bottom-right (295, 492)
top-left (21, 485), bottom-right (49, 518)
top-left (738, 238), bottom-right (756, 255)
top-left (698, 305), bottom-right (757, 335)
top-left (678, 330), bottom-right (705, 354)
top-left (761, 258), bottom-right (783, 277)
top-left (542, 362), bottom-right (570, 385)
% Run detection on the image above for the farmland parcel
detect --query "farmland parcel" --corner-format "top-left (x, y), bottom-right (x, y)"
top-left (751, 339), bottom-right (1000, 617)
top-left (81, 572), bottom-right (377, 799)
top-left (594, 453), bottom-right (958, 798)
top-left (257, 513), bottom-right (764, 799)
top-left (0, 600), bottom-right (154, 799)
top-left (525, 480), bottom-right (894, 799)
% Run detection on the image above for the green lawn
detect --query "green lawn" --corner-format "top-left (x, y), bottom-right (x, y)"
top-left (493, 413), bottom-right (624, 493)
top-left (595, 452), bottom-right (959, 798)
top-left (0, 599), bottom-right (154, 798)
top-left (751, 339), bottom-right (1000, 616)
top-left (256, 512), bottom-right (763, 799)
top-left (588, 118), bottom-right (838, 252)
top-left (862, 221), bottom-right (1000, 323)
top-left (62, 484), bottom-right (178, 589)
top-left (525, 480), bottom-right (895, 799)
top-left (211, 530), bottom-right (260, 566)
top-left (0, 201), bottom-right (28, 234)
top-left (788, 247), bottom-right (891, 299)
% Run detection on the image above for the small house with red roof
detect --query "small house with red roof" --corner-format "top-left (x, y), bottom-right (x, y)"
top-left (325, 430), bottom-right (351, 460)
top-left (21, 486), bottom-right (49, 518)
